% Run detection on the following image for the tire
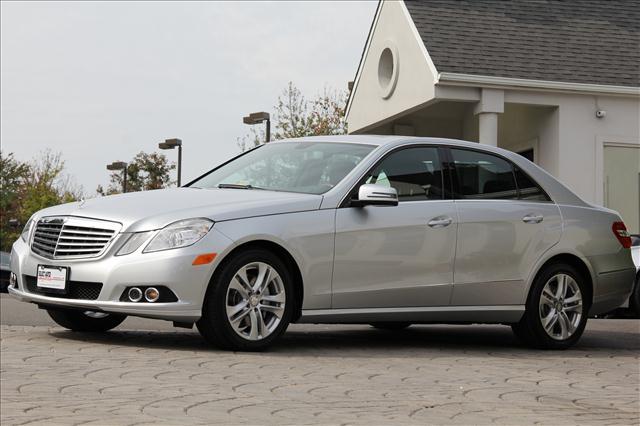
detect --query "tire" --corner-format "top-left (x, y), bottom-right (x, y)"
top-left (47, 308), bottom-right (126, 332)
top-left (370, 322), bottom-right (412, 330)
top-left (197, 249), bottom-right (294, 351)
top-left (512, 263), bottom-right (589, 349)
top-left (630, 272), bottom-right (640, 319)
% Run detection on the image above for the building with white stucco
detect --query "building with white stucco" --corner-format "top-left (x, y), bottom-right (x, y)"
top-left (346, 0), bottom-right (640, 233)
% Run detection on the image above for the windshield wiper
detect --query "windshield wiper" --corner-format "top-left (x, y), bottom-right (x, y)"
top-left (217, 183), bottom-right (264, 190)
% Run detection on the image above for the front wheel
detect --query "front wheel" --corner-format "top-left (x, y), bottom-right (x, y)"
top-left (512, 263), bottom-right (589, 349)
top-left (47, 308), bottom-right (126, 332)
top-left (197, 249), bottom-right (293, 351)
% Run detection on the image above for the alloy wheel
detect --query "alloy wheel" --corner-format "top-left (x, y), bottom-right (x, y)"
top-left (538, 273), bottom-right (583, 340)
top-left (225, 262), bottom-right (286, 341)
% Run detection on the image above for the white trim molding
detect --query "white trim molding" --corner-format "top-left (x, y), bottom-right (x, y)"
top-left (400, 0), bottom-right (439, 82)
top-left (345, 1), bottom-right (383, 118)
top-left (438, 73), bottom-right (640, 97)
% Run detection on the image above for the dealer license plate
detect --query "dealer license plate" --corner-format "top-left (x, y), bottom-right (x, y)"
top-left (36, 265), bottom-right (68, 291)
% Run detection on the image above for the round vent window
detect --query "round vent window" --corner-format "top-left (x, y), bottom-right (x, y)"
top-left (377, 44), bottom-right (398, 99)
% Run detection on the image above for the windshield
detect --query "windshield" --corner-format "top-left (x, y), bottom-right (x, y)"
top-left (190, 142), bottom-right (375, 194)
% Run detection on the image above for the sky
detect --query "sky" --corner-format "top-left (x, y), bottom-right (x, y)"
top-left (1, 1), bottom-right (377, 194)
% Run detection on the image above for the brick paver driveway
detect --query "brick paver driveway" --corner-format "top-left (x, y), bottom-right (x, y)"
top-left (1, 321), bottom-right (638, 425)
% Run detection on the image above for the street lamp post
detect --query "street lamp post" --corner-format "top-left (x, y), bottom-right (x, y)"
top-left (159, 138), bottom-right (183, 187)
top-left (106, 161), bottom-right (128, 193)
top-left (242, 112), bottom-right (270, 143)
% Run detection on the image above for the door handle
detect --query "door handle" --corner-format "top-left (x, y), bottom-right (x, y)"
top-left (427, 216), bottom-right (453, 228)
top-left (522, 214), bottom-right (544, 224)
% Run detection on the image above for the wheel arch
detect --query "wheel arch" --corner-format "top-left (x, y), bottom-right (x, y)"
top-left (527, 253), bottom-right (594, 308)
top-left (208, 239), bottom-right (305, 322)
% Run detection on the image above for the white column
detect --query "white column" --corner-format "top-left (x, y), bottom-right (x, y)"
top-left (474, 88), bottom-right (504, 147)
top-left (478, 112), bottom-right (499, 146)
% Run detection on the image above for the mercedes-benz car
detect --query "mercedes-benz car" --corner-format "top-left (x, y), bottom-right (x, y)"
top-left (8, 136), bottom-right (636, 350)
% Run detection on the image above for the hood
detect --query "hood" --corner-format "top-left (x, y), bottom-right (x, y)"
top-left (36, 188), bottom-right (323, 232)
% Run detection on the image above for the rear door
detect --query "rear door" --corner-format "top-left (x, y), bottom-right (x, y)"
top-left (332, 146), bottom-right (457, 308)
top-left (449, 148), bottom-right (562, 306)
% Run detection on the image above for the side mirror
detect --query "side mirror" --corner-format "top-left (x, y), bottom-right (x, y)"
top-left (352, 184), bottom-right (398, 207)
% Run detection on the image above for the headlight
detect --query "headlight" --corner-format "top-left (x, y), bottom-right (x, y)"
top-left (143, 218), bottom-right (214, 253)
top-left (21, 218), bottom-right (34, 242)
top-left (116, 231), bottom-right (153, 256)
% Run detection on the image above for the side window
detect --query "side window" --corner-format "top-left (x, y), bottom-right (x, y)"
top-left (514, 167), bottom-right (550, 201)
top-left (364, 147), bottom-right (444, 201)
top-left (451, 149), bottom-right (518, 200)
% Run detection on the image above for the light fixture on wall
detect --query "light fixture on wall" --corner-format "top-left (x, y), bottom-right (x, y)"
top-left (593, 96), bottom-right (606, 119)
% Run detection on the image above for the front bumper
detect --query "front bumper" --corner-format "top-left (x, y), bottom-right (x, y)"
top-left (9, 228), bottom-right (234, 322)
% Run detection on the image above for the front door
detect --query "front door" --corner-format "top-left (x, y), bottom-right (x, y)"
top-left (449, 148), bottom-right (562, 306)
top-left (332, 146), bottom-right (457, 309)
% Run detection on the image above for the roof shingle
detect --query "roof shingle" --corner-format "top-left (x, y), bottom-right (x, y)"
top-left (404, 0), bottom-right (640, 87)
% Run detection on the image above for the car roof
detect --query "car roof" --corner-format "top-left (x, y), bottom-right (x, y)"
top-left (274, 135), bottom-right (515, 151)
top-left (275, 135), bottom-right (401, 146)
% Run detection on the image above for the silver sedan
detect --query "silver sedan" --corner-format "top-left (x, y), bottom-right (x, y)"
top-left (8, 136), bottom-right (636, 350)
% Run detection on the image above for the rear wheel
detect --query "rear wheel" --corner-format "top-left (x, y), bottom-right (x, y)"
top-left (197, 249), bottom-right (293, 351)
top-left (47, 308), bottom-right (126, 332)
top-left (512, 263), bottom-right (588, 349)
top-left (370, 322), bottom-right (412, 330)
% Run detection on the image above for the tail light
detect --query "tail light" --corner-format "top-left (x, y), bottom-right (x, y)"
top-left (612, 221), bottom-right (631, 248)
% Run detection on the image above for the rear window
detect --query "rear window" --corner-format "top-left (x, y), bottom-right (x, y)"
top-left (514, 167), bottom-right (550, 201)
top-left (450, 149), bottom-right (518, 200)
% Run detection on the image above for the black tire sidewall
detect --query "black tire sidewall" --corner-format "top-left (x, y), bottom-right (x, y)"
top-left (198, 249), bottom-right (294, 351)
top-left (630, 272), bottom-right (640, 317)
top-left (523, 263), bottom-right (589, 349)
top-left (370, 322), bottom-right (412, 330)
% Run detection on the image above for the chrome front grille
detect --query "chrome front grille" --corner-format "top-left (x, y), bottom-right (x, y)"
top-left (31, 217), bottom-right (121, 259)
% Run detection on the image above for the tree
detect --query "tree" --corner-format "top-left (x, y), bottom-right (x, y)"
top-left (0, 152), bottom-right (30, 251)
top-left (97, 151), bottom-right (175, 195)
top-left (237, 82), bottom-right (348, 151)
top-left (0, 152), bottom-right (30, 217)
top-left (21, 151), bottom-right (81, 215)
top-left (0, 150), bottom-right (81, 251)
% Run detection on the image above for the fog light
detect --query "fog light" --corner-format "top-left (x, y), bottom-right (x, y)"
top-left (9, 272), bottom-right (17, 287)
top-left (128, 287), bottom-right (143, 302)
top-left (144, 287), bottom-right (160, 302)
